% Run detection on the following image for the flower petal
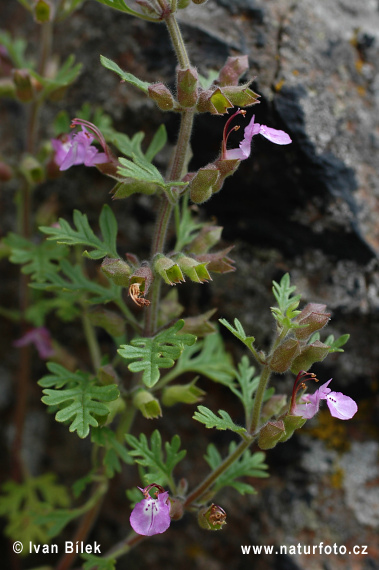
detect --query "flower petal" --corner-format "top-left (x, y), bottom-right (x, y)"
top-left (258, 125), bottom-right (292, 145)
top-left (130, 492), bottom-right (171, 536)
top-left (326, 391), bottom-right (358, 420)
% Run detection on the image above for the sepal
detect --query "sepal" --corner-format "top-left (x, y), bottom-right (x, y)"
top-left (148, 82), bottom-right (175, 111)
top-left (177, 67), bottom-right (198, 108)
top-left (189, 166), bottom-right (220, 204)
top-left (101, 257), bottom-right (133, 286)
top-left (34, 0), bottom-right (54, 23)
top-left (218, 55), bottom-right (249, 86)
top-left (174, 253), bottom-right (211, 283)
top-left (198, 504), bottom-right (226, 530)
top-left (133, 389), bottom-right (162, 419)
top-left (269, 338), bottom-right (300, 373)
top-left (290, 341), bottom-right (330, 374)
top-left (162, 379), bottom-right (205, 406)
top-left (153, 254), bottom-right (185, 285)
top-left (258, 420), bottom-right (286, 450)
top-left (294, 303), bottom-right (330, 341)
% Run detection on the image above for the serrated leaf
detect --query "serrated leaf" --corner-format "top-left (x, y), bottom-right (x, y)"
top-left (4, 233), bottom-right (68, 281)
top-left (100, 54), bottom-right (150, 93)
top-left (91, 426), bottom-right (133, 477)
top-left (38, 362), bottom-right (85, 389)
top-left (118, 320), bottom-right (196, 388)
top-left (204, 442), bottom-right (269, 495)
top-left (40, 205), bottom-right (118, 259)
top-left (41, 373), bottom-right (120, 438)
top-left (219, 317), bottom-right (255, 348)
top-left (193, 405), bottom-right (246, 434)
top-left (160, 332), bottom-right (234, 386)
top-left (125, 430), bottom-right (186, 488)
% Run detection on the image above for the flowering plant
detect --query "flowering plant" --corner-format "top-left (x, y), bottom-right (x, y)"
top-left (0, 0), bottom-right (358, 568)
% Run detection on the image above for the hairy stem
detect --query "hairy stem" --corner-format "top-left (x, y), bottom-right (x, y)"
top-left (249, 366), bottom-right (271, 434)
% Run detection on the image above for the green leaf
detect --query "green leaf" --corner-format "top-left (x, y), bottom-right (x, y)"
top-left (31, 258), bottom-right (122, 305)
top-left (0, 474), bottom-right (70, 551)
top-left (198, 69), bottom-right (219, 90)
top-left (30, 55), bottom-right (82, 96)
top-left (118, 320), bottom-right (196, 388)
top-left (125, 430), bottom-right (186, 487)
top-left (38, 362), bottom-right (85, 389)
top-left (271, 273), bottom-right (301, 327)
top-left (34, 508), bottom-right (83, 537)
top-left (160, 332), bottom-right (235, 386)
top-left (82, 553), bottom-right (116, 570)
top-left (106, 131), bottom-right (144, 158)
top-left (145, 124), bottom-right (167, 162)
top-left (204, 442), bottom-right (269, 495)
top-left (219, 317), bottom-right (255, 349)
top-left (4, 233), bottom-right (68, 281)
top-left (0, 30), bottom-right (29, 68)
top-left (100, 55), bottom-right (150, 93)
top-left (91, 426), bottom-right (133, 477)
top-left (40, 370), bottom-right (120, 438)
top-left (40, 205), bottom-right (118, 259)
top-left (193, 405), bottom-right (246, 435)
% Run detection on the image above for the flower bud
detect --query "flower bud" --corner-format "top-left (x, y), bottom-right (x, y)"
top-left (169, 497), bottom-right (184, 521)
top-left (101, 257), bottom-right (133, 287)
top-left (269, 338), bottom-right (301, 373)
top-left (188, 225), bottom-right (223, 254)
top-left (148, 82), bottom-right (175, 111)
top-left (189, 166), bottom-right (220, 204)
top-left (177, 67), bottom-right (198, 108)
top-left (290, 341), bottom-right (330, 375)
top-left (279, 414), bottom-right (307, 442)
top-left (294, 303), bottom-right (330, 341)
top-left (174, 254), bottom-right (211, 283)
top-left (12, 69), bottom-right (35, 102)
top-left (19, 154), bottom-right (44, 185)
top-left (34, 0), bottom-right (54, 23)
top-left (198, 504), bottom-right (226, 530)
top-left (162, 379), bottom-right (205, 406)
top-left (258, 420), bottom-right (286, 450)
top-left (220, 85), bottom-right (260, 108)
top-left (133, 389), bottom-right (162, 419)
top-left (218, 55), bottom-right (249, 86)
top-left (153, 254), bottom-right (185, 285)
top-left (197, 88), bottom-right (233, 115)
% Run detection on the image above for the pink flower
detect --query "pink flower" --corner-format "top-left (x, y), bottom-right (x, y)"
top-left (293, 378), bottom-right (358, 420)
top-left (13, 327), bottom-right (54, 359)
top-left (223, 111), bottom-right (292, 160)
top-left (130, 485), bottom-right (171, 536)
top-left (51, 119), bottom-right (110, 171)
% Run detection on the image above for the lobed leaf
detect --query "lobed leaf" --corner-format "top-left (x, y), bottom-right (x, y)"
top-left (193, 405), bottom-right (246, 435)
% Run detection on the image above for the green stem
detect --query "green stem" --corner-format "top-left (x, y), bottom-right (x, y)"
top-left (183, 436), bottom-right (253, 507)
top-left (164, 13), bottom-right (190, 69)
top-left (82, 311), bottom-right (102, 371)
top-left (249, 366), bottom-right (271, 434)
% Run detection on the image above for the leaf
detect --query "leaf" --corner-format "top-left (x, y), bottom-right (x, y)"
top-left (271, 273), bottom-right (301, 327)
top-left (0, 30), bottom-right (30, 68)
top-left (0, 474), bottom-right (70, 551)
top-left (219, 317), bottom-right (255, 348)
top-left (40, 371), bottom-right (120, 438)
top-left (31, 259), bottom-right (122, 305)
top-left (30, 55), bottom-right (82, 96)
top-left (125, 430), bottom-right (186, 487)
top-left (4, 233), bottom-right (68, 281)
top-left (100, 54), bottom-right (150, 93)
top-left (40, 205), bottom-right (118, 259)
top-left (145, 124), bottom-right (167, 162)
top-left (91, 426), bottom-right (133, 477)
top-left (82, 554), bottom-right (116, 570)
top-left (106, 131), bottom-right (144, 158)
top-left (38, 362), bottom-right (85, 389)
top-left (160, 332), bottom-right (235, 385)
top-left (118, 320), bottom-right (196, 388)
top-left (204, 442), bottom-right (269, 495)
top-left (324, 333), bottom-right (350, 353)
top-left (193, 405), bottom-right (246, 435)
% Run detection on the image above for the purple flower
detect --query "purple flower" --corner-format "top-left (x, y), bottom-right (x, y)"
top-left (223, 112), bottom-right (292, 160)
top-left (13, 327), bottom-right (54, 359)
top-left (130, 485), bottom-right (171, 536)
top-left (293, 378), bottom-right (358, 420)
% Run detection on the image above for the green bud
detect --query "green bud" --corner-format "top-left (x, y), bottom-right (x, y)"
top-left (12, 69), bottom-right (35, 102)
top-left (174, 253), bottom-right (211, 283)
top-left (198, 504), bottom-right (226, 530)
top-left (153, 254), bottom-right (185, 285)
top-left (290, 341), bottom-right (330, 374)
top-left (162, 379), bottom-right (205, 406)
top-left (188, 225), bottom-right (223, 254)
top-left (218, 55), bottom-right (249, 86)
top-left (221, 84), bottom-right (260, 108)
top-left (260, 394), bottom-right (288, 424)
top-left (19, 154), bottom-right (44, 185)
top-left (101, 257), bottom-right (133, 287)
top-left (133, 389), bottom-right (162, 419)
top-left (258, 420), bottom-right (286, 450)
top-left (34, 0), bottom-right (54, 23)
top-left (294, 303), bottom-right (330, 341)
top-left (279, 414), bottom-right (307, 442)
top-left (269, 338), bottom-right (300, 373)
top-left (148, 82), bottom-right (175, 111)
top-left (189, 167), bottom-right (220, 204)
top-left (177, 67), bottom-right (198, 108)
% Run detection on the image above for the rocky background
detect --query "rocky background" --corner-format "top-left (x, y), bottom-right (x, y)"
top-left (1, 0), bottom-right (379, 569)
